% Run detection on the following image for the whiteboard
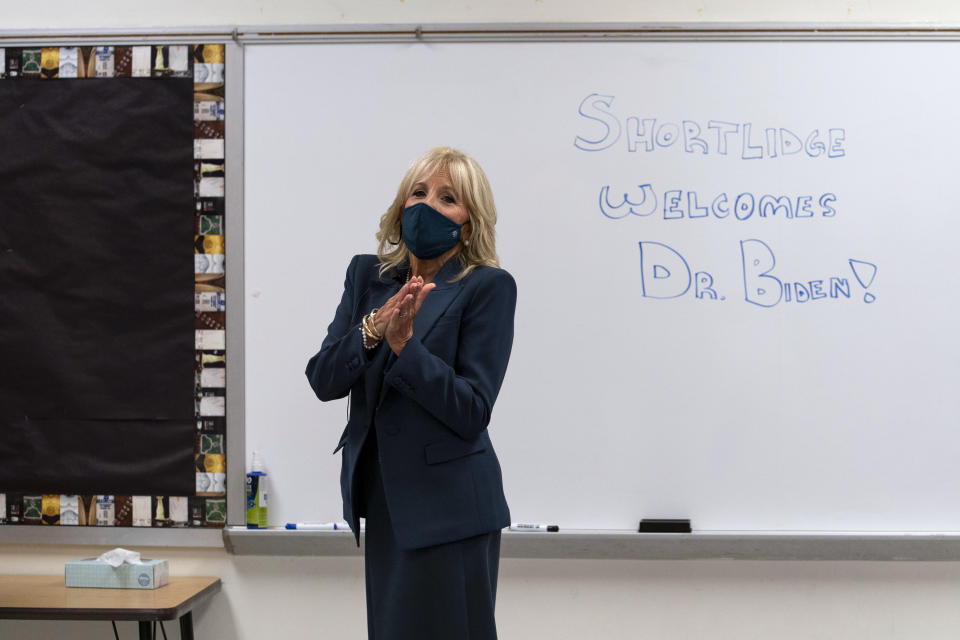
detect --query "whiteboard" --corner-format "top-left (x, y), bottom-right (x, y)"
top-left (243, 41), bottom-right (960, 532)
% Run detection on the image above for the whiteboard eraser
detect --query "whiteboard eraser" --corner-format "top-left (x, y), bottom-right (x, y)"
top-left (639, 519), bottom-right (691, 533)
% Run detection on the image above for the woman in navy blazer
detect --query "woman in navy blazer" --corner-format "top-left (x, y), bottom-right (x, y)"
top-left (306, 147), bottom-right (515, 639)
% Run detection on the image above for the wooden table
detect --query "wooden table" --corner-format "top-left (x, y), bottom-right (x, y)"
top-left (0, 574), bottom-right (221, 639)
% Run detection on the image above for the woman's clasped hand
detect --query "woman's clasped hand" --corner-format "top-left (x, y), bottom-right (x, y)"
top-left (375, 277), bottom-right (435, 354)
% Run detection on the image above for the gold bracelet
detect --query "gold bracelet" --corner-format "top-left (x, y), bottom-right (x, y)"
top-left (362, 315), bottom-right (383, 348)
top-left (364, 309), bottom-right (383, 340)
top-left (362, 314), bottom-right (376, 341)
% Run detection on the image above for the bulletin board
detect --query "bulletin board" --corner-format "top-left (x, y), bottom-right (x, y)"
top-left (0, 43), bottom-right (229, 529)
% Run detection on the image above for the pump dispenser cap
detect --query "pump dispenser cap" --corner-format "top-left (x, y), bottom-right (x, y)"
top-left (250, 450), bottom-right (265, 473)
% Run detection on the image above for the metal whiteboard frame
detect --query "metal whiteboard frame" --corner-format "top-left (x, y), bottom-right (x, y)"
top-left (232, 22), bottom-right (960, 42)
top-left (5, 22), bottom-right (960, 44)
top-left (1, 22), bottom-right (959, 556)
top-left (223, 527), bottom-right (960, 561)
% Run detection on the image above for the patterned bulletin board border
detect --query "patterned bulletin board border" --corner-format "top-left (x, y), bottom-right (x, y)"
top-left (0, 44), bottom-right (227, 528)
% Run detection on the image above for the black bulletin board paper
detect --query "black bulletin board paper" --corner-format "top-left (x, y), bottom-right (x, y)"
top-left (0, 78), bottom-right (196, 495)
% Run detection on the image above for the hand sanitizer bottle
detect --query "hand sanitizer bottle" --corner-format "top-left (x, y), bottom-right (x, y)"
top-left (245, 451), bottom-right (268, 529)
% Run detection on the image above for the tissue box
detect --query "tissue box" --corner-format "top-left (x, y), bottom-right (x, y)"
top-left (65, 559), bottom-right (169, 589)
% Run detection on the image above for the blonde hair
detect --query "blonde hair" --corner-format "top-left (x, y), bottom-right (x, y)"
top-left (376, 147), bottom-right (500, 281)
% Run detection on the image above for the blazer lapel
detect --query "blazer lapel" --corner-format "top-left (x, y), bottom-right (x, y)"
top-left (412, 257), bottom-right (465, 341)
top-left (376, 258), bottom-right (466, 403)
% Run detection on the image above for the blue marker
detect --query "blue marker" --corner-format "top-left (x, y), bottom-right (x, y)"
top-left (285, 522), bottom-right (348, 530)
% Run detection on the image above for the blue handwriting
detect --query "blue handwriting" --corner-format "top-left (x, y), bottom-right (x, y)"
top-left (636, 240), bottom-right (877, 306)
top-left (576, 93), bottom-right (846, 159)
top-left (601, 184), bottom-right (836, 221)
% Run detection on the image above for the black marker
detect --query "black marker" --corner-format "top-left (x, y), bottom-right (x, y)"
top-left (510, 522), bottom-right (560, 532)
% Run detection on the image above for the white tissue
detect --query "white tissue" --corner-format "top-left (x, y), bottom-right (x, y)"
top-left (96, 548), bottom-right (142, 567)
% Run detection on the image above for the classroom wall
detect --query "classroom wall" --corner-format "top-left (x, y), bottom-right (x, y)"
top-left (1, 0), bottom-right (960, 28)
top-left (4, 2), bottom-right (960, 639)
top-left (5, 544), bottom-right (960, 639)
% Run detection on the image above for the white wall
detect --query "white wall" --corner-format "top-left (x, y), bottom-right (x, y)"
top-left (4, 2), bottom-right (960, 639)
top-left (0, 0), bottom-right (959, 29)
top-left (5, 544), bottom-right (960, 639)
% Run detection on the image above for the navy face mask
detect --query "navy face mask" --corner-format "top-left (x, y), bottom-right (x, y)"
top-left (401, 202), bottom-right (463, 260)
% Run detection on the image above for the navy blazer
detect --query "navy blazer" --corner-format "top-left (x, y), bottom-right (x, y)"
top-left (306, 254), bottom-right (515, 549)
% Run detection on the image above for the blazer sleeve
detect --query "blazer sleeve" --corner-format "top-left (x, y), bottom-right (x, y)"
top-left (305, 255), bottom-right (375, 402)
top-left (383, 268), bottom-right (517, 440)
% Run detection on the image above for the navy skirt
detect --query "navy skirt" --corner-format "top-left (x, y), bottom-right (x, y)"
top-left (355, 429), bottom-right (501, 640)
